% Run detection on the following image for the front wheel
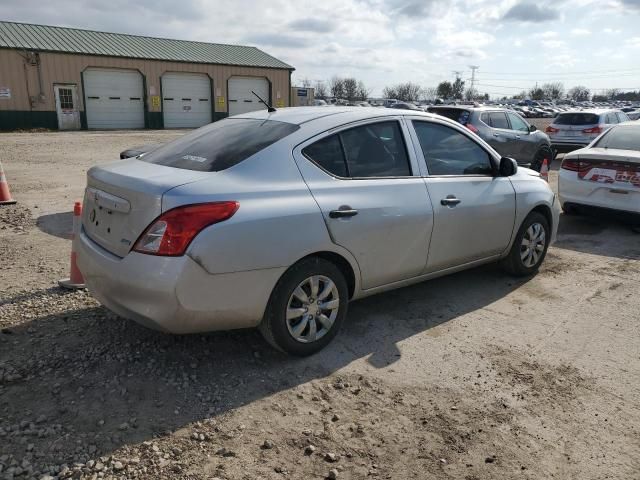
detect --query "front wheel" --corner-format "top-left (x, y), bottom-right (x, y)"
top-left (501, 212), bottom-right (550, 276)
top-left (259, 257), bottom-right (349, 356)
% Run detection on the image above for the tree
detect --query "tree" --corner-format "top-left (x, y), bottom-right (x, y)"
top-left (314, 80), bottom-right (327, 99)
top-left (542, 82), bottom-right (564, 100)
top-left (301, 78), bottom-right (312, 88)
top-left (329, 76), bottom-right (344, 99)
top-left (382, 82), bottom-right (422, 102)
top-left (436, 81), bottom-right (453, 99)
top-left (422, 87), bottom-right (437, 102)
top-left (592, 94), bottom-right (608, 102)
top-left (606, 88), bottom-right (620, 100)
top-left (356, 81), bottom-right (370, 101)
top-left (452, 78), bottom-right (465, 100)
top-left (529, 86), bottom-right (545, 100)
top-left (514, 91), bottom-right (527, 100)
top-left (465, 88), bottom-right (478, 101)
top-left (568, 86), bottom-right (590, 102)
top-left (342, 78), bottom-right (358, 101)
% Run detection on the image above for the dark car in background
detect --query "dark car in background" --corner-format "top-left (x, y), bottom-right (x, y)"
top-left (428, 106), bottom-right (553, 170)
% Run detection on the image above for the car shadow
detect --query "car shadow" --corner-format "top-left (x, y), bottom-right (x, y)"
top-left (0, 262), bottom-right (529, 470)
top-left (554, 210), bottom-right (640, 260)
top-left (36, 211), bottom-right (73, 239)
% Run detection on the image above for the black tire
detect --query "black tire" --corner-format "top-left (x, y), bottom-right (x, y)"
top-left (501, 211), bottom-right (550, 276)
top-left (530, 146), bottom-right (553, 172)
top-left (259, 257), bottom-right (349, 356)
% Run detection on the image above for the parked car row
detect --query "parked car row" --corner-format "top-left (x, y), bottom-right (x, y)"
top-left (545, 109), bottom-right (631, 152)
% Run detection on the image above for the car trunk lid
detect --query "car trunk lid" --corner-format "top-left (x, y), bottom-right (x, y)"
top-left (82, 159), bottom-right (210, 258)
top-left (564, 148), bottom-right (640, 193)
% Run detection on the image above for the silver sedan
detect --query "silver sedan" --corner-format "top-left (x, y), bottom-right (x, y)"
top-left (77, 107), bottom-right (559, 356)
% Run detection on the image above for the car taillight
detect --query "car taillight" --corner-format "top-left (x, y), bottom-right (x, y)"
top-left (133, 201), bottom-right (239, 256)
top-left (561, 159), bottom-right (590, 172)
top-left (545, 125), bottom-right (559, 133)
top-left (582, 125), bottom-right (603, 134)
top-left (465, 123), bottom-right (479, 134)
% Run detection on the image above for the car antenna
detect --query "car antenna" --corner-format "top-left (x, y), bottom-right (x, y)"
top-left (251, 90), bottom-right (276, 113)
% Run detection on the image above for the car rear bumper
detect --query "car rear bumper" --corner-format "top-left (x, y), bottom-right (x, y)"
top-left (558, 170), bottom-right (640, 215)
top-left (76, 228), bottom-right (285, 334)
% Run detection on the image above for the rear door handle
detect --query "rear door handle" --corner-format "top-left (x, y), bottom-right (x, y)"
top-left (329, 208), bottom-right (359, 218)
top-left (441, 196), bottom-right (461, 207)
top-left (493, 133), bottom-right (500, 137)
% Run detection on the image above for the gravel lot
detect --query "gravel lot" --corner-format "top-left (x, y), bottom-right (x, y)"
top-left (1, 130), bottom-right (639, 480)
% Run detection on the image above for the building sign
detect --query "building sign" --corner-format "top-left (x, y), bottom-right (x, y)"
top-left (150, 95), bottom-right (161, 108)
top-left (217, 96), bottom-right (225, 107)
top-left (276, 99), bottom-right (285, 108)
top-left (297, 89), bottom-right (307, 97)
top-left (0, 87), bottom-right (10, 99)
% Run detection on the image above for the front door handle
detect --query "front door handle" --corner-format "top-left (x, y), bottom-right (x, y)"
top-left (329, 207), bottom-right (359, 218)
top-left (440, 196), bottom-right (461, 207)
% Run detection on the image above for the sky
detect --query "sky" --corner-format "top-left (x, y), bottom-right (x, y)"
top-left (1, 0), bottom-right (640, 98)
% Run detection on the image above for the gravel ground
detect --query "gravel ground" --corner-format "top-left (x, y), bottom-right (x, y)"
top-left (1, 130), bottom-right (639, 480)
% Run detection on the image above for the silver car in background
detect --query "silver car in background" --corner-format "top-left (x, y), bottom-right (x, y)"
top-left (77, 107), bottom-right (559, 356)
top-left (546, 109), bottom-right (630, 153)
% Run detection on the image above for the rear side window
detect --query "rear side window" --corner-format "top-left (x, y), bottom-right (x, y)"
top-left (141, 118), bottom-right (299, 172)
top-left (428, 108), bottom-right (470, 125)
top-left (488, 112), bottom-right (510, 129)
top-left (303, 121), bottom-right (411, 178)
top-left (554, 113), bottom-right (600, 125)
top-left (616, 112), bottom-right (629, 123)
top-left (594, 126), bottom-right (640, 151)
top-left (605, 113), bottom-right (619, 124)
top-left (412, 121), bottom-right (493, 176)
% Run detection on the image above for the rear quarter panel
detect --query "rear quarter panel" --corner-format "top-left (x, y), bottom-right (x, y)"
top-left (162, 140), bottom-right (362, 284)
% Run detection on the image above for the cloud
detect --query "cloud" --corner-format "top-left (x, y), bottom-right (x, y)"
top-left (503, 1), bottom-right (560, 22)
top-left (618, 0), bottom-right (640, 11)
top-left (571, 28), bottom-right (591, 36)
top-left (288, 18), bottom-right (335, 33)
top-left (244, 33), bottom-right (313, 48)
top-left (628, 36), bottom-right (640, 47)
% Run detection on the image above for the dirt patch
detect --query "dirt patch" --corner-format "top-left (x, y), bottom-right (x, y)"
top-left (0, 204), bottom-right (34, 232)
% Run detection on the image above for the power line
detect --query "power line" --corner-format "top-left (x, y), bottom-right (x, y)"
top-left (477, 68), bottom-right (640, 77)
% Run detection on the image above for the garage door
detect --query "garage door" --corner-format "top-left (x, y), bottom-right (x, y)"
top-left (228, 77), bottom-right (270, 116)
top-left (84, 68), bottom-right (144, 129)
top-left (162, 73), bottom-right (212, 128)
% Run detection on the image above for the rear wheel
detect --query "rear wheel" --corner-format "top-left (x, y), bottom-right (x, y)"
top-left (530, 146), bottom-right (553, 172)
top-left (259, 257), bottom-right (349, 356)
top-left (502, 212), bottom-right (550, 276)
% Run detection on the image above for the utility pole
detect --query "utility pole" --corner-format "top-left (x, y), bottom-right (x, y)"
top-left (469, 65), bottom-right (479, 95)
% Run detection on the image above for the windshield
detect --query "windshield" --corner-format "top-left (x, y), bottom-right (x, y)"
top-left (594, 126), bottom-right (640, 151)
top-left (555, 113), bottom-right (600, 125)
top-left (141, 118), bottom-right (299, 172)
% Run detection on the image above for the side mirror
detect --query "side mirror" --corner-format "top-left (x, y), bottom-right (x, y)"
top-left (529, 124), bottom-right (537, 132)
top-left (499, 157), bottom-right (518, 177)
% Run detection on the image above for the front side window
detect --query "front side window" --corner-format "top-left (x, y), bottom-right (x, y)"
top-left (303, 121), bottom-right (411, 178)
top-left (413, 121), bottom-right (493, 176)
top-left (142, 118), bottom-right (300, 172)
top-left (605, 113), bottom-right (619, 124)
top-left (488, 112), bottom-right (509, 129)
top-left (616, 112), bottom-right (629, 123)
top-left (507, 112), bottom-right (530, 132)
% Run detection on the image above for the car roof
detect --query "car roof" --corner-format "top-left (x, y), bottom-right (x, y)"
top-left (234, 106), bottom-right (439, 125)
top-left (558, 109), bottom-right (620, 114)
top-left (428, 105), bottom-right (515, 113)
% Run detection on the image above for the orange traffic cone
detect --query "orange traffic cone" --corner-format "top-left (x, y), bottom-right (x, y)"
top-left (540, 157), bottom-right (549, 182)
top-left (0, 160), bottom-right (16, 205)
top-left (59, 201), bottom-right (86, 290)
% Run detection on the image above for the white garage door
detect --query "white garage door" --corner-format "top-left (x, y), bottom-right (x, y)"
top-left (84, 68), bottom-right (144, 129)
top-left (228, 76), bottom-right (270, 116)
top-left (162, 73), bottom-right (212, 128)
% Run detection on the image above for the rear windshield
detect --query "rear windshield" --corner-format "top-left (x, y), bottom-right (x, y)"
top-left (141, 118), bottom-right (299, 171)
top-left (427, 108), bottom-right (471, 125)
top-left (554, 113), bottom-right (600, 125)
top-left (594, 126), bottom-right (640, 151)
